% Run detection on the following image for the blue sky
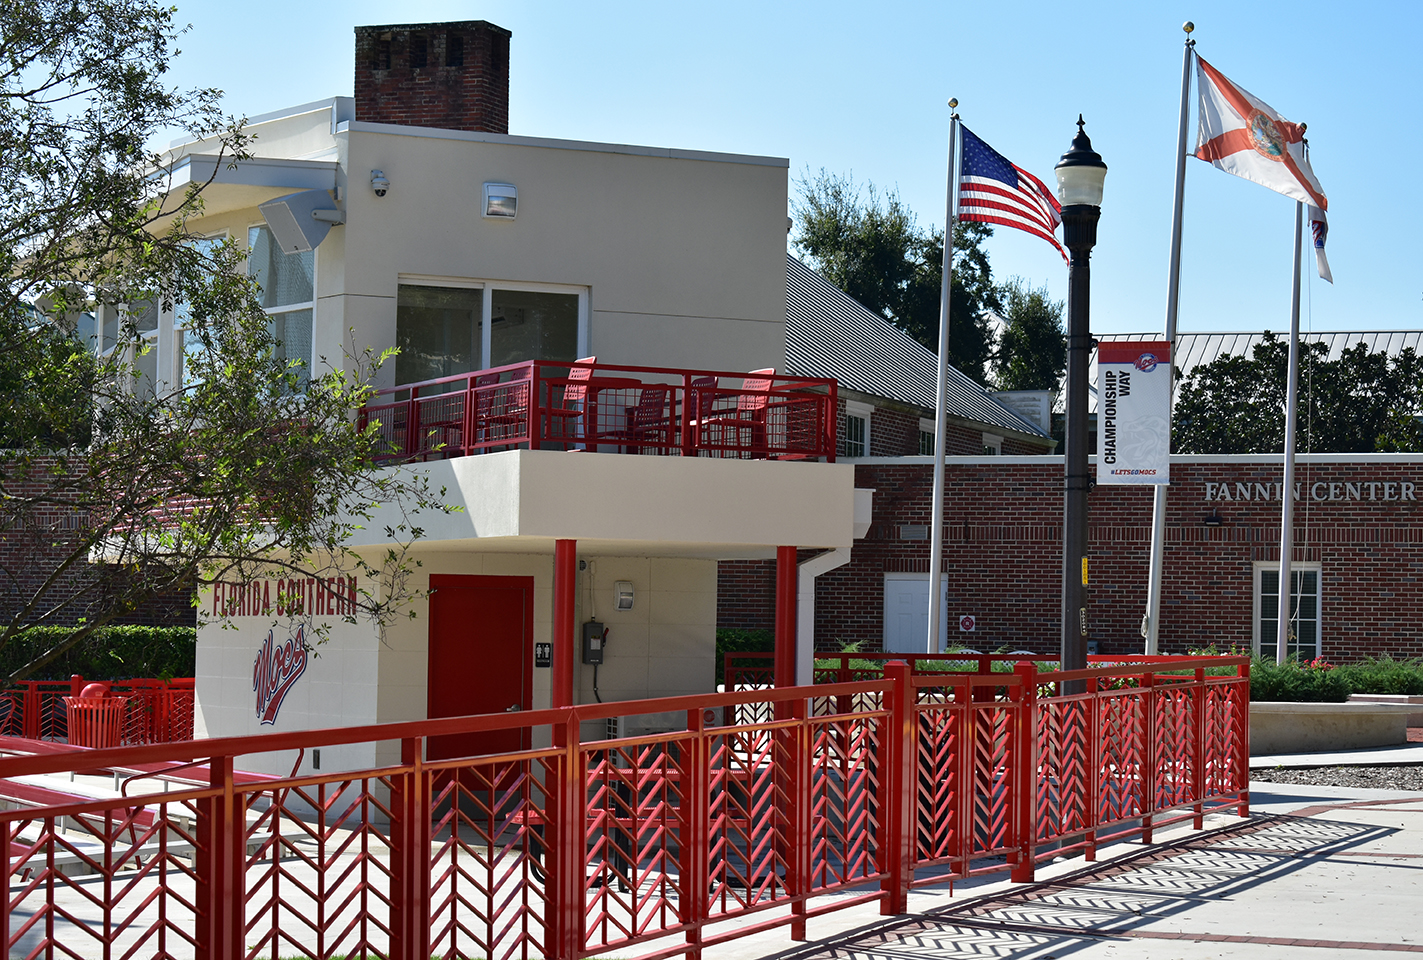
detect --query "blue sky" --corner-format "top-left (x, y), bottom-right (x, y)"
top-left (165, 0), bottom-right (1419, 336)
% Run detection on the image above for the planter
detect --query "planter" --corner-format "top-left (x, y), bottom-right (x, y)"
top-left (1249, 701), bottom-right (1416, 756)
top-left (1348, 693), bottom-right (1423, 728)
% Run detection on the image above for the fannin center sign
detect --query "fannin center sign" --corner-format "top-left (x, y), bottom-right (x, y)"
top-left (1203, 480), bottom-right (1418, 502)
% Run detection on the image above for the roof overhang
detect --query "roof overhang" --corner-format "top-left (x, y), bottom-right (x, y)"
top-left (149, 155), bottom-right (339, 228)
top-left (349, 449), bottom-right (859, 560)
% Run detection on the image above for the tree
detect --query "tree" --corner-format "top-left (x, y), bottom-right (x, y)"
top-left (791, 168), bottom-right (1001, 382)
top-left (1172, 332), bottom-right (1423, 454)
top-left (991, 278), bottom-right (1065, 393)
top-left (0, 1), bottom-right (451, 682)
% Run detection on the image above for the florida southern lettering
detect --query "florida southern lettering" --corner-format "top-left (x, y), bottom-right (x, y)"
top-left (1203, 480), bottom-right (1417, 502)
top-left (211, 576), bottom-right (358, 618)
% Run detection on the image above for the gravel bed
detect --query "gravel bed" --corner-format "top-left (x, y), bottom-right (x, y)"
top-left (1250, 765), bottom-right (1423, 791)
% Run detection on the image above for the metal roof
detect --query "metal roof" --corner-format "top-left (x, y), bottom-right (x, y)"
top-left (1098, 329), bottom-right (1423, 377)
top-left (784, 255), bottom-right (1047, 437)
top-left (1083, 330), bottom-right (1423, 412)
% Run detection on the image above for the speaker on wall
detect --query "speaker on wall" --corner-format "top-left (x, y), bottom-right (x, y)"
top-left (258, 189), bottom-right (341, 254)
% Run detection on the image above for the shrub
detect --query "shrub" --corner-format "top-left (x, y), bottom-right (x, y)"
top-left (0, 626), bottom-right (196, 682)
top-left (1248, 656), bottom-right (1350, 703)
top-left (1331, 656), bottom-right (1423, 696)
top-left (715, 629), bottom-right (774, 685)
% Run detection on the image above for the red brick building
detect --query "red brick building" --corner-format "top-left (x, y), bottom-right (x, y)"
top-left (720, 453), bottom-right (1423, 662)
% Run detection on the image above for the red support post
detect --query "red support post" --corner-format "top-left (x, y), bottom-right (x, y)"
top-left (775, 546), bottom-right (797, 689)
top-left (1010, 661), bottom-right (1037, 883)
top-left (1237, 660), bottom-right (1251, 817)
top-left (788, 695), bottom-right (812, 940)
top-left (880, 661), bottom-right (913, 914)
top-left (680, 708), bottom-right (710, 960)
top-left (549, 711), bottom-right (584, 960)
top-left (955, 674), bottom-right (973, 877)
top-left (195, 755), bottom-right (241, 960)
top-left (552, 539), bottom-right (577, 710)
top-left (1193, 667), bottom-right (1207, 830)
top-left (390, 737), bottom-right (430, 960)
top-left (1140, 671), bottom-right (1156, 845)
top-left (1085, 674), bottom-right (1099, 861)
top-left (23, 683), bottom-right (39, 740)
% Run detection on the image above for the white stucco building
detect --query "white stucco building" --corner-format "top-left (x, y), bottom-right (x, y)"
top-left (144, 21), bottom-right (868, 774)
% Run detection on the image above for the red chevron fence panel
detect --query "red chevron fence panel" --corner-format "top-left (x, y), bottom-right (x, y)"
top-left (0, 658), bottom-right (1245, 960)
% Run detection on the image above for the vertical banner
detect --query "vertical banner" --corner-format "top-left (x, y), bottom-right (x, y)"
top-left (1098, 341), bottom-right (1172, 484)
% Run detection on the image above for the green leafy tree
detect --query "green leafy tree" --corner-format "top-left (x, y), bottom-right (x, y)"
top-left (1173, 332), bottom-right (1423, 454)
top-left (991, 278), bottom-right (1065, 393)
top-left (791, 169), bottom-right (1001, 382)
top-left (0, 1), bottom-right (451, 682)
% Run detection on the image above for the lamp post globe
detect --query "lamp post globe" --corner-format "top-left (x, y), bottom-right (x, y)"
top-left (1056, 117), bottom-right (1106, 694)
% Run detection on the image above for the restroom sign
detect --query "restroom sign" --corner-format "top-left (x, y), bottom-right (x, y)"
top-left (959, 615), bottom-right (976, 632)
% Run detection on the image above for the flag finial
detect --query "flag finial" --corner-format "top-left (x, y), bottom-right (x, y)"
top-left (948, 98), bottom-right (959, 120)
top-left (1183, 20), bottom-right (1194, 33)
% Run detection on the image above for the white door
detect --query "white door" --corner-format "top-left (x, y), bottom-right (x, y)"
top-left (883, 574), bottom-right (948, 653)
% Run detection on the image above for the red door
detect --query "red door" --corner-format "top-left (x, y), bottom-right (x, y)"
top-left (427, 574), bottom-right (533, 761)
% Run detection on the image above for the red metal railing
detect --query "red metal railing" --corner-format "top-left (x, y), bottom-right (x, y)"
top-left (0, 658), bottom-right (1247, 960)
top-left (0, 676), bottom-right (195, 745)
top-left (357, 360), bottom-right (839, 463)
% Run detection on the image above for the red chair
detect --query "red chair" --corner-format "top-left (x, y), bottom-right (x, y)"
top-left (607, 385), bottom-right (673, 454)
top-left (545, 357), bottom-right (597, 448)
top-left (698, 368), bottom-right (775, 457)
top-left (477, 366), bottom-right (533, 450)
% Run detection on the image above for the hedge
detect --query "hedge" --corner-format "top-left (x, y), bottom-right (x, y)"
top-left (0, 626), bottom-right (196, 682)
top-left (714, 629), bottom-right (774, 686)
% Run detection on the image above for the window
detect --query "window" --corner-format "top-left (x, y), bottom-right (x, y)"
top-left (176, 236), bottom-right (225, 388)
top-left (489, 289), bottom-right (578, 368)
top-left (248, 225), bottom-right (314, 388)
top-left (393, 279), bottom-right (586, 386)
top-left (918, 418), bottom-right (936, 456)
top-left (1254, 562), bottom-right (1321, 661)
top-left (396, 284), bottom-right (482, 386)
top-left (840, 400), bottom-right (874, 458)
top-left (982, 434), bottom-right (1003, 456)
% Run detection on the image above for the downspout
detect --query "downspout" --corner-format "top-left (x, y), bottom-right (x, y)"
top-left (796, 488), bottom-right (874, 685)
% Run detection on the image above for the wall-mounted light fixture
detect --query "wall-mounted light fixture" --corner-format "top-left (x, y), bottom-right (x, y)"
top-left (614, 581), bottom-right (634, 611)
top-left (1202, 513), bottom-right (1224, 527)
top-left (370, 170), bottom-right (389, 196)
top-left (483, 182), bottom-right (517, 219)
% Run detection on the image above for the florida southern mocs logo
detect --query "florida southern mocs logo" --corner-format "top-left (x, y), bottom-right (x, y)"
top-left (1134, 352), bottom-right (1161, 373)
top-left (253, 627), bottom-right (309, 725)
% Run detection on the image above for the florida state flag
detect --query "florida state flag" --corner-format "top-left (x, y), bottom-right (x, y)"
top-left (1195, 56), bottom-right (1328, 210)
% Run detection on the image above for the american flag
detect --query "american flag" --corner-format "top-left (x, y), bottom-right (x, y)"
top-left (958, 125), bottom-right (1067, 262)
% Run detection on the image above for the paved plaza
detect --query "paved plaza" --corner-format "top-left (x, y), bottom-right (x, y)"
top-left (712, 739), bottom-right (1423, 960)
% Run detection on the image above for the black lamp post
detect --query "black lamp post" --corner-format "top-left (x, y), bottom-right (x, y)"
top-left (1055, 117), bottom-right (1107, 694)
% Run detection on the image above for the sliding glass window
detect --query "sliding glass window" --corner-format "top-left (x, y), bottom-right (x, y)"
top-left (395, 284), bottom-right (483, 388)
top-left (248, 225), bottom-right (314, 388)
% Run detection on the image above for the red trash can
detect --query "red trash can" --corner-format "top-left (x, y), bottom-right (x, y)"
top-left (63, 692), bottom-right (129, 748)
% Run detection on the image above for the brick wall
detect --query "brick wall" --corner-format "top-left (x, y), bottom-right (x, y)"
top-left (837, 394), bottom-right (1050, 459)
top-left (0, 457), bottom-right (195, 631)
top-left (354, 21), bottom-right (511, 133)
top-left (717, 457), bottom-right (1423, 662)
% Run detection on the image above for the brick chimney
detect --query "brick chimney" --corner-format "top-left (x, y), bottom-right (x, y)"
top-left (354, 21), bottom-right (511, 133)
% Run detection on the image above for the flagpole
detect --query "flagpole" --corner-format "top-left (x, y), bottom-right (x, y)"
top-left (1276, 201), bottom-right (1304, 664)
top-left (1143, 22), bottom-right (1196, 656)
top-left (927, 102), bottom-right (961, 654)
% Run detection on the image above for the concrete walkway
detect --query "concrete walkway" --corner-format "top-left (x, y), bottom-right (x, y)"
top-left (710, 742), bottom-right (1423, 960)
